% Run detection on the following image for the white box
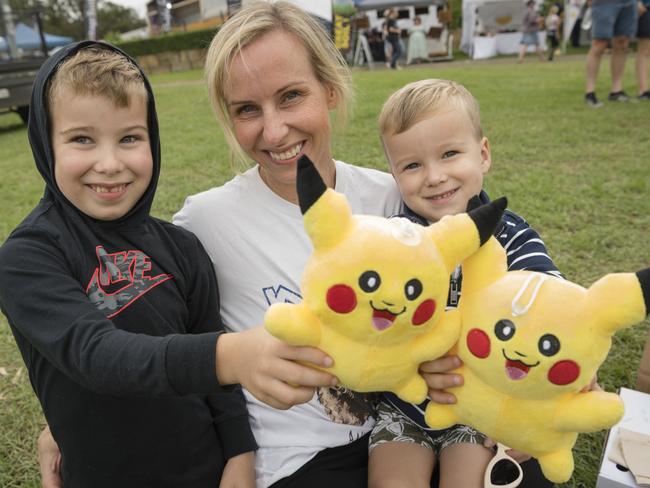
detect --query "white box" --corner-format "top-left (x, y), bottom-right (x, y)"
top-left (596, 387), bottom-right (650, 488)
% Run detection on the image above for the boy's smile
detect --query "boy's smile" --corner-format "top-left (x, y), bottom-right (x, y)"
top-left (383, 108), bottom-right (491, 223)
top-left (51, 89), bottom-right (152, 221)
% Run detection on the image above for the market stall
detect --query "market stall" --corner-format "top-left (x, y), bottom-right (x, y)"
top-left (352, 0), bottom-right (453, 66)
top-left (461, 0), bottom-right (546, 59)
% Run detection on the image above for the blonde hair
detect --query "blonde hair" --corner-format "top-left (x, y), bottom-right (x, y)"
top-left (204, 1), bottom-right (353, 169)
top-left (379, 79), bottom-right (483, 140)
top-left (47, 45), bottom-right (147, 110)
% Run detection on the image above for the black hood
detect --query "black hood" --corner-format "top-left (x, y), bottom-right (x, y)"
top-left (28, 40), bottom-right (161, 225)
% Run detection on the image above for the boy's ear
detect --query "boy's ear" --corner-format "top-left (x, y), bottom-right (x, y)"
top-left (480, 137), bottom-right (492, 174)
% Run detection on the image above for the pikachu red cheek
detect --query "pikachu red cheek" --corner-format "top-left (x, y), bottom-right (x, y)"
top-left (467, 328), bottom-right (491, 358)
top-left (547, 360), bottom-right (580, 385)
top-left (326, 284), bottom-right (357, 314)
top-left (411, 299), bottom-right (436, 326)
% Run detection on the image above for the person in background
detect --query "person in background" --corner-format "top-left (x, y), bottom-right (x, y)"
top-left (407, 16), bottom-right (429, 64)
top-left (519, 0), bottom-right (545, 62)
top-left (546, 5), bottom-right (562, 60)
top-left (584, 0), bottom-right (637, 106)
top-left (383, 8), bottom-right (394, 68)
top-left (385, 8), bottom-right (404, 69)
top-left (636, 0), bottom-right (650, 99)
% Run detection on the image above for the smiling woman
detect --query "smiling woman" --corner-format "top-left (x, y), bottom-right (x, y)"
top-left (225, 29), bottom-right (337, 203)
top-left (173, 2), bottom-right (403, 487)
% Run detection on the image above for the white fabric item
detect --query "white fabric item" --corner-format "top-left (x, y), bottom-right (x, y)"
top-left (173, 160), bottom-right (402, 487)
top-left (462, 0), bottom-right (545, 56)
top-left (241, 0), bottom-right (332, 22)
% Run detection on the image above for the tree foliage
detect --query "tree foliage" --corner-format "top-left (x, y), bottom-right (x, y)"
top-left (7, 0), bottom-right (146, 40)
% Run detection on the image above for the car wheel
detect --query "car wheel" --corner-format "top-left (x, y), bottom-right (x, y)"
top-left (16, 105), bottom-right (29, 124)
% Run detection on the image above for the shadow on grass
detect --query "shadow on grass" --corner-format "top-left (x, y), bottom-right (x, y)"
top-left (0, 121), bottom-right (27, 135)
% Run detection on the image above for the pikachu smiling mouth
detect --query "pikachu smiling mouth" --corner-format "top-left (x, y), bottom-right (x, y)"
top-left (370, 302), bottom-right (405, 331)
top-left (502, 349), bottom-right (540, 380)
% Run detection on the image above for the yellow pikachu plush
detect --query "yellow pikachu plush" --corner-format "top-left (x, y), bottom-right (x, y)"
top-left (424, 236), bottom-right (650, 483)
top-left (265, 156), bottom-right (506, 404)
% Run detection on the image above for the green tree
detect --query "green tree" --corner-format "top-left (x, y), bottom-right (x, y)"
top-left (96, 1), bottom-right (146, 38)
top-left (7, 0), bottom-right (144, 40)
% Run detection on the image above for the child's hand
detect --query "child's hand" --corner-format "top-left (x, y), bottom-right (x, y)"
top-left (219, 451), bottom-right (255, 488)
top-left (216, 326), bottom-right (339, 410)
top-left (38, 425), bottom-right (63, 488)
top-left (419, 355), bottom-right (464, 404)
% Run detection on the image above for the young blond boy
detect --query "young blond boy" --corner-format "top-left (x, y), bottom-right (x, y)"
top-left (368, 79), bottom-right (561, 488)
top-left (0, 41), bottom-right (338, 487)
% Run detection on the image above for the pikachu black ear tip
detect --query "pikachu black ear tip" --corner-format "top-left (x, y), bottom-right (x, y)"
top-left (298, 154), bottom-right (313, 171)
top-left (296, 154), bottom-right (327, 215)
top-left (493, 196), bottom-right (508, 211)
top-left (467, 195), bottom-right (508, 245)
top-left (636, 268), bottom-right (650, 316)
top-left (466, 195), bottom-right (482, 211)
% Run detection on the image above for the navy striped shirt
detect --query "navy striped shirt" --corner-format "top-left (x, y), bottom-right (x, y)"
top-left (384, 190), bottom-right (561, 431)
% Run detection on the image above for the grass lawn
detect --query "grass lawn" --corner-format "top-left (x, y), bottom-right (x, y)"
top-left (1, 55), bottom-right (649, 487)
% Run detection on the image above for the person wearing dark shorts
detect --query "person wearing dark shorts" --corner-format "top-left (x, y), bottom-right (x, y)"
top-left (584, 0), bottom-right (638, 106)
top-left (636, 0), bottom-right (650, 99)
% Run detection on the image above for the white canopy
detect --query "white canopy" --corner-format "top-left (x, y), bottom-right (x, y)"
top-left (242, 0), bottom-right (332, 21)
top-left (353, 0), bottom-right (445, 10)
top-left (461, 0), bottom-right (525, 52)
top-left (287, 0), bottom-right (332, 21)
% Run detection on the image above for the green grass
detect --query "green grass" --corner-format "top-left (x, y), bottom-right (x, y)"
top-left (1, 56), bottom-right (649, 487)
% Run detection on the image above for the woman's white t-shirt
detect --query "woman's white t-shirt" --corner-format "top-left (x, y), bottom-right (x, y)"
top-left (173, 160), bottom-right (402, 486)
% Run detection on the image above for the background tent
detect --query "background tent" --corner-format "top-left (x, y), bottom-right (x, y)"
top-left (461, 0), bottom-right (546, 58)
top-left (461, 0), bottom-right (523, 52)
top-left (0, 23), bottom-right (72, 53)
top-left (354, 0), bottom-right (445, 9)
top-left (283, 0), bottom-right (332, 21)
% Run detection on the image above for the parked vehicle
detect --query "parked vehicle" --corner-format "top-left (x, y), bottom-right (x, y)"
top-left (0, 6), bottom-right (48, 123)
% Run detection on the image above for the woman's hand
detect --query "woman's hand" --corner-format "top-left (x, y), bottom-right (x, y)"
top-left (420, 355), bottom-right (464, 404)
top-left (216, 326), bottom-right (338, 410)
top-left (219, 451), bottom-right (255, 488)
top-left (38, 425), bottom-right (63, 488)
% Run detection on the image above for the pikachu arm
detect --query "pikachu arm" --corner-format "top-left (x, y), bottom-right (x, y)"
top-left (264, 303), bottom-right (321, 347)
top-left (411, 309), bottom-right (462, 364)
top-left (553, 391), bottom-right (625, 433)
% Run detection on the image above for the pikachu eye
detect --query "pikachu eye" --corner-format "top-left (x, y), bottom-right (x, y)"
top-left (538, 334), bottom-right (560, 357)
top-left (494, 319), bottom-right (515, 341)
top-left (404, 279), bottom-right (422, 301)
top-left (359, 271), bottom-right (381, 292)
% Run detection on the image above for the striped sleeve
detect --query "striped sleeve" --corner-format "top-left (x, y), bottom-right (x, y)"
top-left (496, 210), bottom-right (563, 278)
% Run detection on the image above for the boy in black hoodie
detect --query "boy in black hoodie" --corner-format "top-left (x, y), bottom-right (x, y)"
top-left (0, 41), bottom-right (274, 487)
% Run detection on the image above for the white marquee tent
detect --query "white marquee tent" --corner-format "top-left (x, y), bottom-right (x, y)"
top-left (461, 0), bottom-right (547, 59)
top-left (242, 0), bottom-right (332, 21)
